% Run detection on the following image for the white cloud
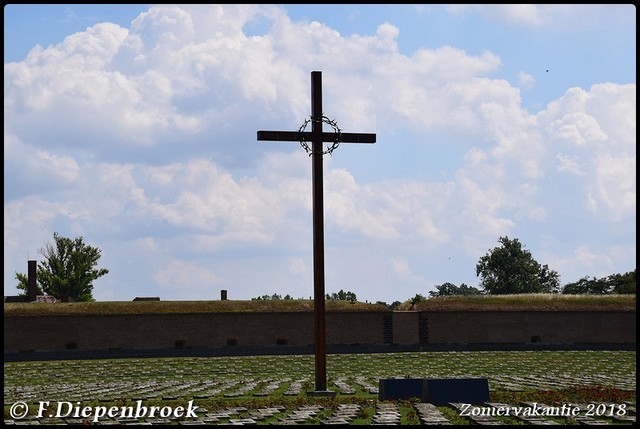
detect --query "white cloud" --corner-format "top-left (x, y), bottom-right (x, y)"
top-left (556, 153), bottom-right (585, 176)
top-left (518, 71), bottom-right (535, 90)
top-left (550, 244), bottom-right (611, 283)
top-left (447, 4), bottom-right (546, 26)
top-left (479, 4), bottom-right (546, 27)
top-left (592, 153), bottom-right (636, 217)
top-left (154, 259), bottom-right (221, 294)
top-left (539, 83), bottom-right (636, 220)
top-left (4, 132), bottom-right (80, 199)
top-left (391, 257), bottom-right (412, 279)
top-left (4, 4), bottom-right (635, 302)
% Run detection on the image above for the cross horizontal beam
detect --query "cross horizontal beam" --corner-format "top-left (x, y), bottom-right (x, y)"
top-left (257, 130), bottom-right (376, 144)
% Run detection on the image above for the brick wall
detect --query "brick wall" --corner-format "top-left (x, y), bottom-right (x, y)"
top-left (421, 311), bottom-right (635, 344)
top-left (3, 310), bottom-right (635, 353)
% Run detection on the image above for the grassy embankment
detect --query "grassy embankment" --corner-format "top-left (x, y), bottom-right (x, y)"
top-left (4, 293), bottom-right (635, 315)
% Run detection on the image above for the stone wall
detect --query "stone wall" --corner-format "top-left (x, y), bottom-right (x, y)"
top-left (3, 310), bottom-right (635, 354)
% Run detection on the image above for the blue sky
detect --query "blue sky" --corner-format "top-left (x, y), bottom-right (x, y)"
top-left (4, 4), bottom-right (636, 303)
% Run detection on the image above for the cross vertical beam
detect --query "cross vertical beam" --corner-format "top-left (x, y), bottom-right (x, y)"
top-left (257, 71), bottom-right (375, 394)
top-left (310, 71), bottom-right (327, 392)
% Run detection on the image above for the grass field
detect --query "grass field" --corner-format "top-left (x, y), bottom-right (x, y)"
top-left (4, 350), bottom-right (636, 425)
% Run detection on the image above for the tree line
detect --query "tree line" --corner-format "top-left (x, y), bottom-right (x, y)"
top-left (14, 233), bottom-right (636, 303)
top-left (252, 290), bottom-right (358, 303)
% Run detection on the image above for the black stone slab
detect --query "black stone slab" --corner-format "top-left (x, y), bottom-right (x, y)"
top-left (379, 377), bottom-right (490, 405)
top-left (424, 378), bottom-right (489, 406)
top-left (378, 378), bottom-right (426, 401)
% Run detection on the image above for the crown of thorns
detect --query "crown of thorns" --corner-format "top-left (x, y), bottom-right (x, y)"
top-left (298, 115), bottom-right (342, 156)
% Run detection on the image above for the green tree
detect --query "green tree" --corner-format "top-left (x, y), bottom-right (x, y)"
top-left (410, 293), bottom-right (426, 306)
top-left (14, 272), bottom-right (43, 297)
top-left (252, 293), bottom-right (296, 300)
top-left (376, 300), bottom-right (402, 310)
top-left (562, 276), bottom-right (611, 295)
top-left (476, 236), bottom-right (560, 295)
top-left (388, 300), bottom-right (402, 310)
top-left (16, 233), bottom-right (109, 302)
top-left (608, 270), bottom-right (636, 294)
top-left (429, 282), bottom-right (482, 297)
top-left (326, 289), bottom-right (357, 303)
top-left (562, 270), bottom-right (636, 295)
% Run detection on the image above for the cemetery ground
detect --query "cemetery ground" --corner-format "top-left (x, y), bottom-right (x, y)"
top-left (3, 350), bottom-right (636, 425)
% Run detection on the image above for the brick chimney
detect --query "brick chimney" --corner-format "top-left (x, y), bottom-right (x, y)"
top-left (27, 260), bottom-right (37, 302)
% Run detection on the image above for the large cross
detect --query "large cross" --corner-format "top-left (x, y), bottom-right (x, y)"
top-left (257, 71), bottom-right (375, 394)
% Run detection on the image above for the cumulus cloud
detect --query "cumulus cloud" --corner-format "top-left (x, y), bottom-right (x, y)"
top-left (4, 132), bottom-right (80, 199)
top-left (539, 84), bottom-right (636, 218)
top-left (4, 4), bottom-right (635, 301)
